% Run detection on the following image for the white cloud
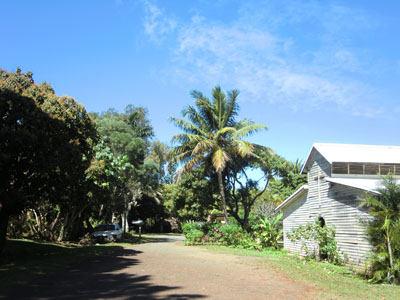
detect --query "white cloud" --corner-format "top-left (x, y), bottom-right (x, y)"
top-left (140, 0), bottom-right (383, 117)
top-left (142, 0), bottom-right (176, 42)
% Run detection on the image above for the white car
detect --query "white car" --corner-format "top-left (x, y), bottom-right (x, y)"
top-left (92, 224), bottom-right (123, 243)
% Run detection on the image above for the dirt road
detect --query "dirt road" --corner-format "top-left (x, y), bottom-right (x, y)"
top-left (2, 235), bottom-right (312, 300)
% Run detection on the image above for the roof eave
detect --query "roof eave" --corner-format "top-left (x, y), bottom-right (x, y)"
top-left (325, 178), bottom-right (381, 195)
top-left (300, 143), bottom-right (333, 174)
top-left (275, 184), bottom-right (309, 211)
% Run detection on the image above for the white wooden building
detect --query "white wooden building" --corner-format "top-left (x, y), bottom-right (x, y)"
top-left (276, 143), bottom-right (400, 265)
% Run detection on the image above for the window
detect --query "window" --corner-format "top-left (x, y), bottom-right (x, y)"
top-left (395, 164), bottom-right (400, 175)
top-left (349, 163), bottom-right (363, 174)
top-left (380, 164), bottom-right (394, 175)
top-left (365, 164), bottom-right (379, 175)
top-left (332, 162), bottom-right (348, 174)
top-left (332, 162), bottom-right (399, 176)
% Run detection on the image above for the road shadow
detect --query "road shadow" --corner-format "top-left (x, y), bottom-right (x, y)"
top-left (122, 234), bottom-right (185, 245)
top-left (0, 247), bottom-right (205, 300)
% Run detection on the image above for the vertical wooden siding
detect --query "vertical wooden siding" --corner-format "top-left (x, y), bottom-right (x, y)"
top-left (282, 149), bottom-right (374, 265)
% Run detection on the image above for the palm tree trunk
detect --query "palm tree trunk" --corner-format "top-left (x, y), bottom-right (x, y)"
top-left (217, 171), bottom-right (229, 225)
top-left (387, 234), bottom-right (394, 283)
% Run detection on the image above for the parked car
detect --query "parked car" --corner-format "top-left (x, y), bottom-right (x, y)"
top-left (92, 224), bottom-right (123, 243)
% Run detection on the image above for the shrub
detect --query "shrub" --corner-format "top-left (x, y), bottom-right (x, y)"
top-left (183, 220), bottom-right (279, 251)
top-left (218, 224), bottom-right (244, 246)
top-left (182, 222), bottom-right (205, 245)
top-left (361, 175), bottom-right (400, 284)
top-left (185, 229), bottom-right (204, 245)
top-left (200, 222), bottom-right (259, 249)
top-left (364, 214), bottom-right (400, 284)
top-left (252, 213), bottom-right (283, 249)
top-left (182, 222), bottom-right (202, 235)
top-left (287, 219), bottom-right (346, 265)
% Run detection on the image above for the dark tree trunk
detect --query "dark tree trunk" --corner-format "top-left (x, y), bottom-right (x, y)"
top-left (242, 209), bottom-right (250, 230)
top-left (58, 213), bottom-right (69, 242)
top-left (0, 204), bottom-right (9, 255)
top-left (217, 171), bottom-right (229, 225)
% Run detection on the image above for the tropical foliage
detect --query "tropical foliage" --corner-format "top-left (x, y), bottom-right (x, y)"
top-left (1, 68), bottom-right (165, 253)
top-left (0, 68), bottom-right (98, 250)
top-left (162, 168), bottom-right (217, 223)
top-left (182, 217), bottom-right (284, 251)
top-left (361, 175), bottom-right (400, 284)
top-left (170, 86), bottom-right (267, 224)
top-left (91, 107), bottom-right (160, 232)
top-left (287, 219), bottom-right (346, 265)
top-left (252, 214), bottom-right (283, 249)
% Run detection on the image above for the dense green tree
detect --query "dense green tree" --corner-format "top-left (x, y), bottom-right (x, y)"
top-left (162, 168), bottom-right (217, 223)
top-left (84, 140), bottom-right (133, 223)
top-left (170, 86), bottom-right (266, 224)
top-left (148, 140), bottom-right (173, 184)
top-left (125, 105), bottom-right (154, 141)
top-left (224, 146), bottom-right (281, 229)
top-left (93, 106), bottom-right (160, 232)
top-left (0, 68), bottom-right (97, 251)
top-left (263, 157), bottom-right (307, 203)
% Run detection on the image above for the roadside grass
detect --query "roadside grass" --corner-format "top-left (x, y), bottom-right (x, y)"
top-left (0, 239), bottom-right (122, 293)
top-left (203, 245), bottom-right (400, 300)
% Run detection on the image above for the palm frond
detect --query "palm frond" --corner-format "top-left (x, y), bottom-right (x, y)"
top-left (234, 140), bottom-right (254, 157)
top-left (194, 95), bottom-right (216, 130)
top-left (214, 127), bottom-right (236, 140)
top-left (175, 154), bottom-right (203, 181)
top-left (212, 147), bottom-right (230, 172)
top-left (170, 117), bottom-right (206, 136)
top-left (192, 139), bottom-right (215, 155)
top-left (233, 124), bottom-right (267, 139)
top-left (183, 105), bottom-right (210, 133)
top-left (181, 154), bottom-right (203, 173)
top-left (235, 119), bottom-right (254, 129)
top-left (225, 89), bottom-right (239, 126)
top-left (361, 194), bottom-right (387, 211)
top-left (171, 133), bottom-right (206, 145)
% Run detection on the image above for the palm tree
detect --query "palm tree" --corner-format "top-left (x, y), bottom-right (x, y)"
top-left (170, 86), bottom-right (267, 224)
top-left (361, 175), bottom-right (400, 283)
top-left (290, 159), bottom-right (304, 174)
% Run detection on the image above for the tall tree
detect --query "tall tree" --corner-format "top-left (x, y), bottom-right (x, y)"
top-left (170, 86), bottom-right (266, 224)
top-left (162, 167), bottom-right (217, 223)
top-left (148, 140), bottom-right (171, 183)
top-left (264, 156), bottom-right (307, 203)
top-left (94, 106), bottom-right (159, 232)
top-left (224, 146), bottom-right (279, 229)
top-left (0, 68), bottom-right (97, 250)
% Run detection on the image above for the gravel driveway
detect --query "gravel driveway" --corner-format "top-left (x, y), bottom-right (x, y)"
top-left (2, 235), bottom-right (312, 300)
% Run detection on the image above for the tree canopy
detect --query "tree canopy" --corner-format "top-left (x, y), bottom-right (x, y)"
top-left (1, 68), bottom-right (309, 253)
top-left (0, 68), bottom-right (98, 251)
top-left (170, 86), bottom-right (267, 224)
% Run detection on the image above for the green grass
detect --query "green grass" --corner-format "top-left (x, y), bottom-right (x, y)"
top-left (0, 239), bottom-right (122, 293)
top-left (203, 245), bottom-right (400, 300)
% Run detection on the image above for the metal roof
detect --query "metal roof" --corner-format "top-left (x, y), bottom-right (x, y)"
top-left (301, 143), bottom-right (400, 173)
top-left (325, 177), bottom-right (385, 194)
top-left (275, 185), bottom-right (308, 211)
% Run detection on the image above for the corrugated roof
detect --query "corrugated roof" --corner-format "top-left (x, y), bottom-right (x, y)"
top-left (301, 143), bottom-right (400, 173)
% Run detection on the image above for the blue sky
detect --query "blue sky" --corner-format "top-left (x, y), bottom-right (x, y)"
top-left (1, 0), bottom-right (400, 162)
